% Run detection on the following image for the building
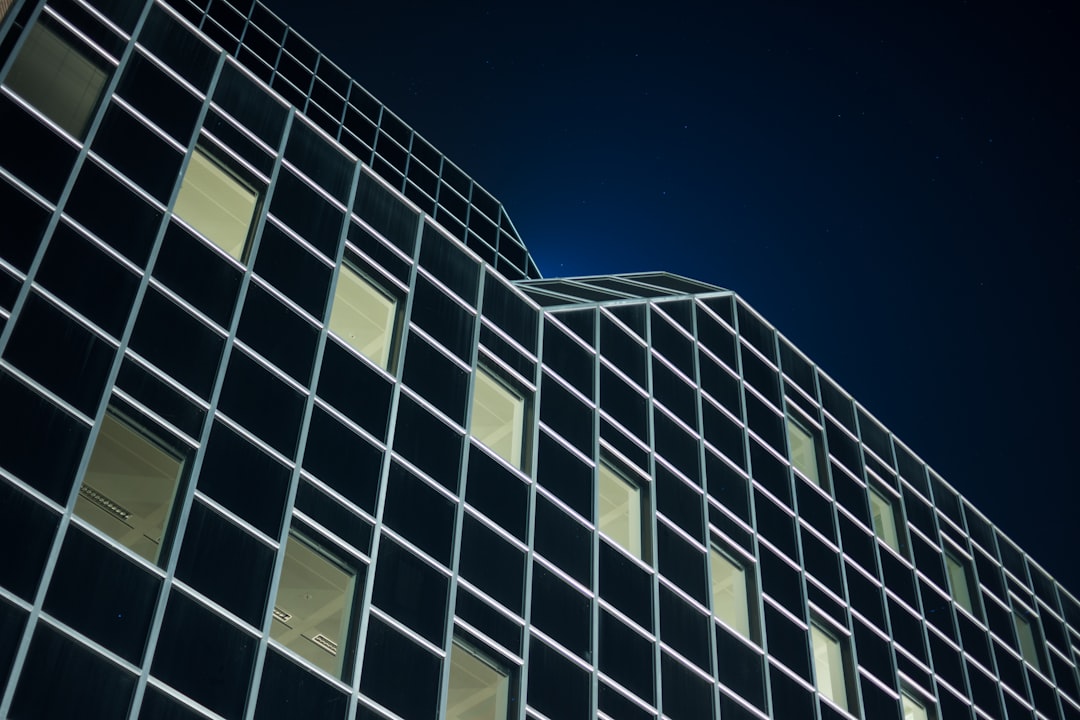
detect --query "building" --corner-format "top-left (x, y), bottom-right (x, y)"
top-left (0, 0), bottom-right (1078, 718)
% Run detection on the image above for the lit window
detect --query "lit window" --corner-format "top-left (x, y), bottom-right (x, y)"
top-left (173, 147), bottom-right (259, 261)
top-left (446, 640), bottom-right (512, 720)
top-left (944, 551), bottom-right (975, 616)
top-left (868, 487), bottom-right (901, 553)
top-left (75, 411), bottom-right (186, 564)
top-left (902, 690), bottom-right (930, 720)
top-left (4, 22), bottom-right (109, 138)
top-left (710, 547), bottom-right (751, 640)
top-left (271, 531), bottom-right (359, 678)
top-left (328, 264), bottom-right (397, 369)
top-left (470, 367), bottom-right (526, 468)
top-left (1014, 612), bottom-right (1043, 671)
top-left (598, 461), bottom-right (644, 560)
top-left (786, 416), bottom-right (821, 486)
top-left (810, 621), bottom-right (850, 711)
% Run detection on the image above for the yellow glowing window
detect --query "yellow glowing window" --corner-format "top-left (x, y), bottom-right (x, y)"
top-left (328, 265), bottom-right (397, 369)
top-left (786, 416), bottom-right (821, 486)
top-left (446, 640), bottom-right (511, 720)
top-left (598, 462), bottom-right (643, 559)
top-left (902, 691), bottom-right (930, 720)
top-left (271, 532), bottom-right (357, 678)
top-left (710, 548), bottom-right (751, 639)
top-left (174, 148), bottom-right (259, 261)
top-left (470, 368), bottom-right (525, 468)
top-left (944, 552), bottom-right (975, 616)
top-left (75, 412), bottom-right (185, 563)
top-left (868, 487), bottom-right (901, 553)
top-left (811, 622), bottom-right (849, 711)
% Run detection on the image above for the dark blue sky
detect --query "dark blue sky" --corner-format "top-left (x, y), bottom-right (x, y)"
top-left (264, 0), bottom-right (1079, 594)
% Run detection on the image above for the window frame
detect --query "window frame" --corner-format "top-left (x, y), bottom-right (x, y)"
top-left (328, 258), bottom-right (402, 371)
top-left (469, 364), bottom-right (529, 470)
top-left (596, 458), bottom-right (649, 562)
top-left (269, 526), bottom-right (363, 680)
top-left (74, 405), bottom-right (190, 566)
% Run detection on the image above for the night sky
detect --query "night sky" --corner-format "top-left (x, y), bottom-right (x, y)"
top-left (262, 0), bottom-right (1079, 595)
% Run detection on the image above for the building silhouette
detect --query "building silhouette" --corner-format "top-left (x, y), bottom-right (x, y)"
top-left (1, 0), bottom-right (1079, 718)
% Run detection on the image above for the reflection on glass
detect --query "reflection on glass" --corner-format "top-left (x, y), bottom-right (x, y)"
top-left (5, 23), bottom-right (108, 138)
top-left (271, 532), bottom-right (356, 678)
top-left (811, 622), bottom-right (849, 711)
top-left (785, 417), bottom-right (820, 485)
top-left (446, 640), bottom-right (510, 720)
top-left (75, 412), bottom-right (185, 563)
top-left (470, 368), bottom-right (525, 468)
top-left (174, 147), bottom-right (259, 261)
top-left (329, 265), bottom-right (397, 369)
top-left (868, 487), bottom-right (901, 552)
top-left (710, 548), bottom-right (750, 639)
top-left (598, 462), bottom-right (642, 559)
top-left (944, 552), bottom-right (974, 615)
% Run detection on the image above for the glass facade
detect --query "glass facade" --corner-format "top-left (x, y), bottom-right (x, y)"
top-left (1, 1), bottom-right (1079, 719)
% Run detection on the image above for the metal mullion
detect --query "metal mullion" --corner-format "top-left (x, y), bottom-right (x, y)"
top-left (641, 301), bottom-right (665, 718)
top-left (344, 187), bottom-right (422, 719)
top-left (120, 53), bottom-right (290, 720)
top-left (0, 1), bottom-right (168, 714)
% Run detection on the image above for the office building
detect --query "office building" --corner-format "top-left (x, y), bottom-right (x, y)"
top-left (1, 0), bottom-right (1079, 718)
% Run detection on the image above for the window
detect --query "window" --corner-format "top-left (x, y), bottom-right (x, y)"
top-left (786, 416), bottom-right (822, 486)
top-left (446, 639), bottom-right (513, 720)
top-left (4, 22), bottom-right (109, 138)
top-left (944, 551), bottom-right (975, 616)
top-left (271, 531), bottom-right (359, 678)
top-left (810, 621), bottom-right (851, 711)
top-left (1014, 612), bottom-right (1043, 671)
top-left (710, 547), bottom-right (752, 640)
top-left (470, 367), bottom-right (526, 468)
top-left (173, 147), bottom-right (260, 261)
top-left (597, 461), bottom-right (644, 560)
top-left (75, 410), bottom-right (187, 563)
top-left (902, 690), bottom-right (930, 720)
top-left (868, 487), bottom-right (901, 553)
top-left (328, 264), bottom-right (397, 369)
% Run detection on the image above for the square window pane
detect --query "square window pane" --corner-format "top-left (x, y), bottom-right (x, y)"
top-left (174, 148), bottom-right (259, 261)
top-left (710, 549), bottom-right (750, 639)
top-left (5, 23), bottom-right (108, 138)
top-left (786, 417), bottom-right (820, 485)
top-left (811, 623), bottom-right (848, 711)
top-left (598, 463), bottom-right (642, 559)
top-left (446, 640), bottom-right (511, 720)
top-left (271, 532), bottom-right (357, 678)
top-left (328, 265), bottom-right (396, 369)
top-left (944, 553), bottom-right (974, 615)
top-left (868, 488), bottom-right (901, 552)
top-left (75, 411), bottom-right (186, 564)
top-left (471, 368), bottom-right (525, 468)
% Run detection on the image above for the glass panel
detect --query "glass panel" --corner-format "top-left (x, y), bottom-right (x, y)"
top-left (902, 691), bottom-right (929, 720)
top-left (786, 417), bottom-right (820, 485)
top-left (471, 368), bottom-right (525, 468)
top-left (868, 488), bottom-right (901, 552)
top-left (944, 553), bottom-right (974, 615)
top-left (174, 148), bottom-right (259, 261)
top-left (598, 462), bottom-right (642, 559)
top-left (711, 548), bottom-right (750, 639)
top-left (329, 265), bottom-right (396, 369)
top-left (75, 412), bottom-right (185, 563)
top-left (446, 640), bottom-right (510, 720)
top-left (5, 23), bottom-right (108, 138)
top-left (811, 623), bottom-right (848, 710)
top-left (271, 532), bottom-right (357, 678)
top-left (1014, 614), bottom-right (1042, 670)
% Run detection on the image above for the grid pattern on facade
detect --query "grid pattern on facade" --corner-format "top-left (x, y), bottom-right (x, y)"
top-left (2, 0), bottom-right (1080, 719)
